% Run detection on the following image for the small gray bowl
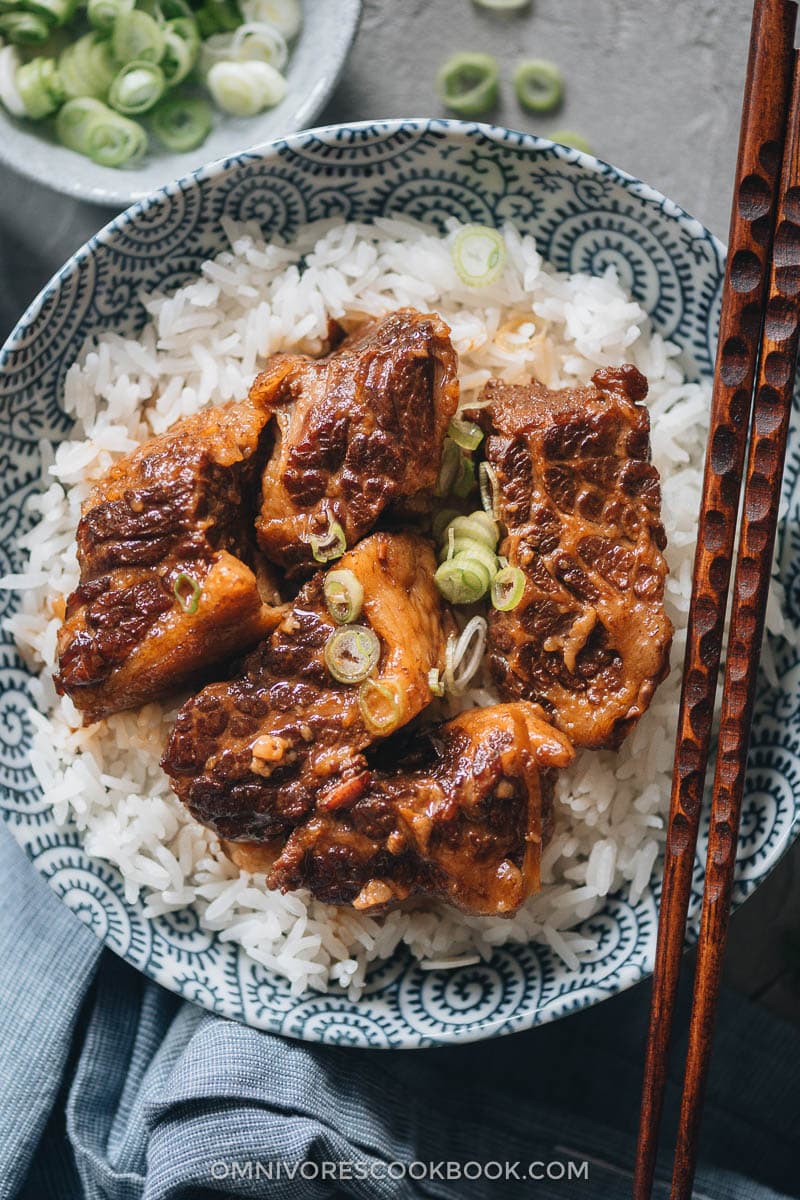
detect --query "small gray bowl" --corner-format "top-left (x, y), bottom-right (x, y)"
top-left (0, 0), bottom-right (361, 207)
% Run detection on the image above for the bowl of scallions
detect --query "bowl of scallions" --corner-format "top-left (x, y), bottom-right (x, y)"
top-left (0, 0), bottom-right (361, 205)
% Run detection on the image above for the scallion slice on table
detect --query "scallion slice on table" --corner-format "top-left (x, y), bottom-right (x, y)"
top-left (0, 11), bottom-right (51, 44)
top-left (87, 0), bottom-right (133, 31)
top-left (149, 92), bottom-right (210, 149)
top-left (451, 225), bottom-right (507, 286)
top-left (513, 58), bottom-right (563, 112)
top-left (324, 625), bottom-right (380, 684)
top-left (112, 8), bottom-right (164, 64)
top-left (108, 59), bottom-right (164, 112)
top-left (437, 51), bottom-right (499, 116)
top-left (16, 55), bottom-right (64, 117)
top-left (551, 129), bottom-right (591, 153)
top-left (207, 57), bottom-right (286, 115)
top-left (239, 0), bottom-right (300, 39)
top-left (55, 94), bottom-right (147, 164)
top-left (324, 568), bottom-right (364, 625)
top-left (358, 677), bottom-right (403, 734)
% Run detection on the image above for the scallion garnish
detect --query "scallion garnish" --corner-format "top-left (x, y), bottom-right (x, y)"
top-left (55, 96), bottom-right (147, 165)
top-left (434, 509), bottom-right (500, 605)
top-left (323, 568), bottom-right (364, 625)
top-left (451, 452), bottom-right (476, 499)
top-left (491, 565), bottom-right (525, 611)
top-left (207, 58), bottom-right (287, 116)
top-left (443, 616), bottom-right (488, 695)
top-left (58, 34), bottom-right (116, 101)
top-left (451, 225), bottom-right (507, 287)
top-left (479, 459), bottom-right (498, 517)
top-left (307, 512), bottom-right (346, 564)
top-left (436, 51), bottom-right (499, 116)
top-left (173, 571), bottom-right (201, 614)
top-left (428, 667), bottom-right (445, 698)
top-left (109, 60), bottom-right (165, 114)
top-left (239, 0), bottom-right (301, 39)
top-left (149, 93), bottom-right (211, 150)
top-left (112, 8), bottom-right (165, 64)
top-left (447, 416), bottom-right (484, 452)
top-left (358, 677), bottom-right (403, 734)
top-left (160, 18), bottom-right (200, 87)
top-left (513, 59), bottom-right (563, 113)
top-left (324, 624), bottom-right (380, 684)
top-left (0, 11), bottom-right (51, 43)
top-left (551, 129), bottom-right (592, 154)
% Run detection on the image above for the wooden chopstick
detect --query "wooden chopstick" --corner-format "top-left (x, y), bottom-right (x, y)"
top-left (668, 46), bottom-right (800, 1200)
top-left (633, 1), bottom-right (798, 1195)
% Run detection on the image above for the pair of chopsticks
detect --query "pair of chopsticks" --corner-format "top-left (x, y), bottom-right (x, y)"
top-left (634, 0), bottom-right (800, 1196)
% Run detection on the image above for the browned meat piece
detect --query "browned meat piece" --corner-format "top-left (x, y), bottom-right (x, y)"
top-left (162, 531), bottom-right (452, 841)
top-left (471, 365), bottom-right (673, 750)
top-left (55, 399), bottom-right (283, 723)
top-left (249, 308), bottom-right (460, 578)
top-left (228, 702), bottom-right (574, 918)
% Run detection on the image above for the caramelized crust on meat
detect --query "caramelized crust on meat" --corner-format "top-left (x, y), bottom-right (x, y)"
top-left (228, 703), bottom-right (574, 918)
top-left (162, 532), bottom-right (452, 840)
top-left (56, 399), bottom-right (284, 723)
top-left (471, 365), bottom-right (673, 749)
top-left (250, 309), bottom-right (459, 578)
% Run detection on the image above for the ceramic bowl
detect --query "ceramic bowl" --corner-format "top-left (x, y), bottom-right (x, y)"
top-left (0, 0), bottom-right (361, 207)
top-left (1, 118), bottom-right (797, 1048)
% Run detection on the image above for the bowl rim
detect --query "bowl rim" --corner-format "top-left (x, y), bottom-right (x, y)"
top-left (0, 0), bottom-right (363, 208)
top-left (0, 117), bottom-right (752, 1048)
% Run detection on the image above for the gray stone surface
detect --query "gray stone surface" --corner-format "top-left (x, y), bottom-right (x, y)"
top-left (0, 0), bottom-right (797, 1022)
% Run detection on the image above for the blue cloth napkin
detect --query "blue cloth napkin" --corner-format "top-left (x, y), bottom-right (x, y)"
top-left (1, 826), bottom-right (797, 1200)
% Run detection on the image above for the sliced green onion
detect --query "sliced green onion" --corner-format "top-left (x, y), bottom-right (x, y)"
top-left (239, 0), bottom-right (301, 38)
top-left (435, 557), bottom-right (493, 605)
top-left (324, 568), bottom-right (364, 625)
top-left (452, 224), bottom-right (506, 287)
top-left (173, 571), bottom-right (201, 613)
top-left (160, 16), bottom-right (198, 84)
top-left (324, 624), bottom-right (380, 684)
top-left (452, 452), bottom-right (476, 499)
top-left (434, 437), bottom-right (460, 498)
top-left (195, 0), bottom-right (241, 36)
top-left (231, 19), bottom-right (287, 67)
top-left (551, 129), bottom-right (592, 154)
top-left (16, 55), bottom-right (64, 117)
top-left (437, 51), bottom-right (498, 116)
top-left (27, 0), bottom-right (76, 28)
top-left (358, 678), bottom-right (403, 734)
top-left (479, 459), bottom-right (498, 516)
top-left (0, 44), bottom-right (25, 115)
top-left (441, 511), bottom-right (499, 553)
top-left (513, 58), bottom-right (563, 113)
top-left (109, 59), bottom-right (164, 112)
top-left (491, 565), bottom-right (525, 611)
top-left (444, 616), bottom-right (488, 694)
top-left (0, 12), bottom-right (51, 44)
top-left (87, 0), bottom-right (133, 31)
top-left (59, 33), bottom-right (116, 99)
top-left (428, 667), bottom-right (445, 698)
top-left (159, 0), bottom-right (193, 17)
top-left (307, 512), bottom-right (346, 564)
top-left (112, 9), bottom-right (165, 64)
top-left (207, 57), bottom-right (286, 115)
top-left (447, 416), bottom-right (483, 451)
top-left (431, 506), bottom-right (460, 542)
top-left (56, 96), bottom-right (147, 165)
top-left (149, 92), bottom-right (211, 149)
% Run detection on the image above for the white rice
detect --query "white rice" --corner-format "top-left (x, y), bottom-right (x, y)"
top-left (5, 217), bottom-right (786, 998)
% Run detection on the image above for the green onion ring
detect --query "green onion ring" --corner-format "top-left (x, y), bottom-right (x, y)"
top-left (0, 12), bottom-right (51, 45)
top-left (109, 60), bottom-right (165, 113)
top-left (149, 92), bottom-right (211, 150)
top-left (427, 667), bottom-right (445, 697)
top-left (112, 9), bottom-right (165, 65)
top-left (452, 224), bottom-right (507, 287)
top-left (447, 416), bottom-right (483, 451)
top-left (323, 568), bottom-right (364, 625)
top-left (307, 513), bottom-right (346, 564)
top-left (173, 571), bottom-right (201, 613)
top-left (16, 56), bottom-right (64, 118)
top-left (358, 678), bottom-right (404, 734)
top-left (491, 565), bottom-right (525, 611)
top-left (452, 452), bottom-right (476, 499)
top-left (324, 624), bottom-right (380, 684)
top-left (436, 51), bottom-right (499, 116)
top-left (479, 460), bottom-right (498, 516)
top-left (513, 58), bottom-right (563, 113)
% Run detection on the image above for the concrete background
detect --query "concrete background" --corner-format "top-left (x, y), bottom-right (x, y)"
top-left (0, 0), bottom-right (797, 1022)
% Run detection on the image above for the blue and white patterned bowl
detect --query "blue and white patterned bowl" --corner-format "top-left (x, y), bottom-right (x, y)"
top-left (1, 119), bottom-right (798, 1048)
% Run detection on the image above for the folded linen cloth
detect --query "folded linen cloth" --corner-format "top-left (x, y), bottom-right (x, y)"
top-left (1, 826), bottom-right (798, 1200)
